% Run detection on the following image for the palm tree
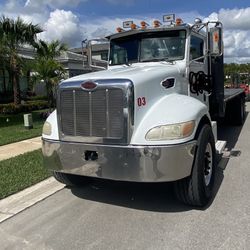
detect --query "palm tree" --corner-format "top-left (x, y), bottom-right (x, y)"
top-left (31, 40), bottom-right (67, 110)
top-left (0, 16), bottom-right (42, 105)
top-left (31, 58), bottom-right (65, 110)
top-left (34, 39), bottom-right (67, 60)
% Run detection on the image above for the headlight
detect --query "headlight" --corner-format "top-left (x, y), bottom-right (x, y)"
top-left (145, 121), bottom-right (195, 141)
top-left (42, 121), bottom-right (52, 136)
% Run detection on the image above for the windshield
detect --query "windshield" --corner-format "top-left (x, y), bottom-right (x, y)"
top-left (109, 30), bottom-right (186, 65)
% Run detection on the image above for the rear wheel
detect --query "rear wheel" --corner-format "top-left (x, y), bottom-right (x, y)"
top-left (235, 96), bottom-right (246, 125)
top-left (225, 95), bottom-right (245, 125)
top-left (53, 171), bottom-right (90, 187)
top-left (174, 124), bottom-right (216, 207)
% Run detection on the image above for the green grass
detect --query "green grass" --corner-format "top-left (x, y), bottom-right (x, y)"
top-left (0, 110), bottom-right (48, 146)
top-left (0, 149), bottom-right (51, 199)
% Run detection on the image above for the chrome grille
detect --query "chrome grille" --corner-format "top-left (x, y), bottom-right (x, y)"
top-left (60, 88), bottom-right (124, 140)
top-left (75, 90), bottom-right (90, 136)
top-left (60, 91), bottom-right (75, 136)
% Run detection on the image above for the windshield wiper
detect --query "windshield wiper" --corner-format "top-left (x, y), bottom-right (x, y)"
top-left (124, 57), bottom-right (133, 66)
top-left (140, 57), bottom-right (172, 62)
top-left (124, 62), bottom-right (132, 66)
top-left (140, 57), bottom-right (182, 63)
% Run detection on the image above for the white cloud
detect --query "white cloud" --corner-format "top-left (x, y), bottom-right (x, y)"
top-left (1, 1), bottom-right (250, 63)
top-left (40, 9), bottom-right (82, 47)
top-left (24, 0), bottom-right (85, 10)
top-left (1, 1), bottom-right (84, 46)
top-left (1, 0), bottom-right (48, 25)
top-left (80, 11), bottom-right (202, 40)
top-left (66, 8), bottom-right (250, 64)
top-left (218, 8), bottom-right (250, 30)
top-left (205, 7), bottom-right (250, 30)
top-left (205, 8), bottom-right (250, 63)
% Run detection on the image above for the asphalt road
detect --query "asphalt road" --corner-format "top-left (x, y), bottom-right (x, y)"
top-left (1, 104), bottom-right (250, 250)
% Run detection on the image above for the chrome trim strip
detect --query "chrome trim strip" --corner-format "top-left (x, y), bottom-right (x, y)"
top-left (106, 89), bottom-right (110, 137)
top-left (73, 90), bottom-right (76, 136)
top-left (89, 92), bottom-right (92, 136)
top-left (42, 139), bottom-right (197, 182)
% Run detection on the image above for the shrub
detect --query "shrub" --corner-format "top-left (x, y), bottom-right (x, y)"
top-left (28, 95), bottom-right (48, 101)
top-left (0, 100), bottom-right (49, 114)
top-left (0, 92), bottom-right (14, 104)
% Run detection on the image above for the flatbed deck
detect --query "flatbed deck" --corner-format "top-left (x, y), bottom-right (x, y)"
top-left (224, 88), bottom-right (245, 102)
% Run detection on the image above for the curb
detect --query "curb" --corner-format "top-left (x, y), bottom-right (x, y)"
top-left (0, 177), bottom-right (65, 223)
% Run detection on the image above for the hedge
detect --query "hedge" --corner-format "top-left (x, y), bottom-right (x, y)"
top-left (0, 100), bottom-right (49, 114)
top-left (27, 95), bottom-right (48, 101)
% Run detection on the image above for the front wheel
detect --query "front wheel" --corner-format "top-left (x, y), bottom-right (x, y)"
top-left (174, 124), bottom-right (216, 207)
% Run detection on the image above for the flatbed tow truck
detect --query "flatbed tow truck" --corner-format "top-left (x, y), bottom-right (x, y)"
top-left (42, 15), bottom-right (245, 207)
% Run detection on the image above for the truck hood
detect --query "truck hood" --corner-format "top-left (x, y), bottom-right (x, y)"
top-left (61, 62), bottom-right (189, 146)
top-left (62, 62), bottom-right (185, 85)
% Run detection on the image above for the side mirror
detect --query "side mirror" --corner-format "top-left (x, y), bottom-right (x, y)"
top-left (210, 27), bottom-right (223, 57)
top-left (85, 39), bottom-right (109, 71)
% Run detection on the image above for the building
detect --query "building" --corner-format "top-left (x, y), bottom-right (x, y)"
top-left (70, 43), bottom-right (109, 62)
top-left (0, 44), bottom-right (109, 102)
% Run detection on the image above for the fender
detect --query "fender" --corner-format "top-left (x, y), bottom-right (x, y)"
top-left (131, 93), bottom-right (210, 145)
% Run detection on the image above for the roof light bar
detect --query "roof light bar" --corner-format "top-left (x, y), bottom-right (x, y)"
top-left (117, 14), bottom-right (184, 34)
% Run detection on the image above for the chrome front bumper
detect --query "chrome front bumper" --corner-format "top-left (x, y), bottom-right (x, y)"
top-left (42, 139), bottom-right (196, 182)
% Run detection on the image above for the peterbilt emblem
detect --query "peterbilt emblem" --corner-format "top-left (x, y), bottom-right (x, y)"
top-left (81, 81), bottom-right (98, 91)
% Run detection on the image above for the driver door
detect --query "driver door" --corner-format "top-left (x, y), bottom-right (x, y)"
top-left (189, 34), bottom-right (209, 106)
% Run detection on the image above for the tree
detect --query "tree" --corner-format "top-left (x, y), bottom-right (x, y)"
top-left (0, 16), bottom-right (42, 105)
top-left (31, 40), bottom-right (67, 110)
top-left (34, 39), bottom-right (67, 60)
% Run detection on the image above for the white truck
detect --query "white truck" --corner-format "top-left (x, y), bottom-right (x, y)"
top-left (42, 15), bottom-right (245, 207)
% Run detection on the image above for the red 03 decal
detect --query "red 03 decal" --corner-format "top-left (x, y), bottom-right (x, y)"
top-left (137, 97), bottom-right (146, 107)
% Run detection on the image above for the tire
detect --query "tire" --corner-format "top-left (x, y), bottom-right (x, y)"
top-left (174, 124), bottom-right (216, 207)
top-left (233, 96), bottom-right (246, 125)
top-left (53, 171), bottom-right (90, 187)
top-left (225, 95), bottom-right (245, 125)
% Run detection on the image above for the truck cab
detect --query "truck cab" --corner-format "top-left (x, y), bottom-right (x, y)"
top-left (42, 16), bottom-right (245, 207)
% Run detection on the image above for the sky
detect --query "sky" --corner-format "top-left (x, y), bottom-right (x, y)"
top-left (0, 0), bottom-right (250, 63)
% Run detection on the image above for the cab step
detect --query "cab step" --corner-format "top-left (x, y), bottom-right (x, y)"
top-left (215, 140), bottom-right (227, 154)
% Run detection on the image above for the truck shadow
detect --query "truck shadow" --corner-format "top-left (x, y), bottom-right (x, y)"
top-left (217, 111), bottom-right (248, 151)
top-left (206, 111), bottom-right (249, 209)
top-left (71, 180), bottom-right (188, 212)
top-left (70, 112), bottom-right (248, 212)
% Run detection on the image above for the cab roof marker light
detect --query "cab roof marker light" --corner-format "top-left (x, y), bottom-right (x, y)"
top-left (116, 27), bottom-right (124, 33)
top-left (163, 14), bottom-right (175, 23)
top-left (123, 20), bottom-right (133, 29)
top-left (153, 20), bottom-right (162, 28)
top-left (176, 18), bottom-right (183, 26)
top-left (140, 21), bottom-right (149, 29)
top-left (130, 23), bottom-right (138, 30)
